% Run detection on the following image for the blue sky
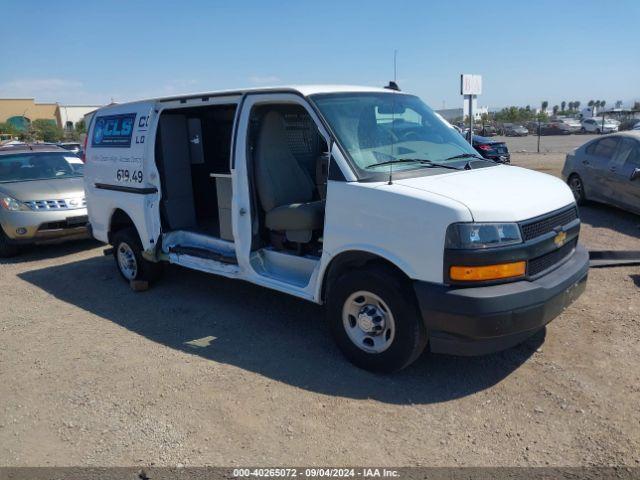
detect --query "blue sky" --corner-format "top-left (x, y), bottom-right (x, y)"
top-left (1, 0), bottom-right (638, 109)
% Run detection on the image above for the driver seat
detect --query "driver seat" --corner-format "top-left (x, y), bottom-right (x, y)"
top-left (255, 111), bottom-right (324, 243)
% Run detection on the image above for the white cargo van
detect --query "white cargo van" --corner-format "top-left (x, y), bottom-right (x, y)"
top-left (84, 85), bottom-right (588, 372)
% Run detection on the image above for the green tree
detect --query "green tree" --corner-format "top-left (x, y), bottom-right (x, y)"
top-left (561, 101), bottom-right (566, 112)
top-left (75, 120), bottom-right (86, 134)
top-left (588, 100), bottom-right (594, 108)
top-left (31, 119), bottom-right (64, 142)
top-left (541, 100), bottom-right (549, 112)
top-left (499, 106), bottom-right (538, 123)
top-left (553, 105), bottom-right (559, 115)
top-left (574, 101), bottom-right (581, 111)
top-left (0, 122), bottom-right (20, 136)
top-left (600, 100), bottom-right (606, 110)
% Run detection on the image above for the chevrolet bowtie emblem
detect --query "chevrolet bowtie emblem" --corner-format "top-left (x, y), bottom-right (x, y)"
top-left (554, 230), bottom-right (567, 247)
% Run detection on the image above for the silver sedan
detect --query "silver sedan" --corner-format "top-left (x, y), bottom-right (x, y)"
top-left (562, 131), bottom-right (640, 215)
top-left (0, 145), bottom-right (89, 257)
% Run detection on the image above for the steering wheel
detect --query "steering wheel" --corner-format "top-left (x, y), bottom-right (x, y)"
top-left (400, 130), bottom-right (422, 141)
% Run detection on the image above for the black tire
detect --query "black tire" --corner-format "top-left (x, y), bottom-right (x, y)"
top-left (0, 226), bottom-right (19, 258)
top-left (326, 265), bottom-right (427, 373)
top-left (112, 227), bottom-right (162, 283)
top-left (568, 174), bottom-right (586, 205)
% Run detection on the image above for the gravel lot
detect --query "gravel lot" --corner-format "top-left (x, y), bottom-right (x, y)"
top-left (1, 137), bottom-right (639, 467)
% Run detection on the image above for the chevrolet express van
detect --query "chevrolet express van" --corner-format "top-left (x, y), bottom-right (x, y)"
top-left (84, 85), bottom-right (588, 372)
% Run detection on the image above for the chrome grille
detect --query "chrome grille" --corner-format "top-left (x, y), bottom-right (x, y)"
top-left (520, 207), bottom-right (578, 241)
top-left (24, 198), bottom-right (86, 210)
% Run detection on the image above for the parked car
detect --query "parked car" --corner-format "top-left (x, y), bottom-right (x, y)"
top-left (503, 124), bottom-right (528, 136)
top-left (581, 118), bottom-right (618, 134)
top-left (539, 123), bottom-right (572, 135)
top-left (476, 125), bottom-right (497, 137)
top-left (526, 121), bottom-right (543, 135)
top-left (551, 118), bottom-right (581, 133)
top-left (472, 135), bottom-right (510, 163)
top-left (0, 144), bottom-right (89, 257)
top-left (618, 118), bottom-right (640, 131)
top-left (57, 142), bottom-right (83, 155)
top-left (85, 85), bottom-right (587, 372)
top-left (562, 131), bottom-right (640, 214)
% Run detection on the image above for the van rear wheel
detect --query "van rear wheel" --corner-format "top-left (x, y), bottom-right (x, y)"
top-left (112, 227), bottom-right (162, 283)
top-left (327, 266), bottom-right (427, 373)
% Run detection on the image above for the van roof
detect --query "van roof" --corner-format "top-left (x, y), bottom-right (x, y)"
top-left (96, 85), bottom-right (408, 111)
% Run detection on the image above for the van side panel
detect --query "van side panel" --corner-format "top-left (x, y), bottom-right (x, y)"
top-left (85, 102), bottom-right (161, 249)
top-left (317, 180), bottom-right (473, 292)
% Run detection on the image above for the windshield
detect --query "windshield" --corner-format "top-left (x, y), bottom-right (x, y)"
top-left (311, 92), bottom-right (480, 174)
top-left (0, 152), bottom-right (84, 183)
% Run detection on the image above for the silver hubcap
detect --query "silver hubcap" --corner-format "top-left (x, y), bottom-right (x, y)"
top-left (117, 242), bottom-right (138, 280)
top-left (342, 291), bottom-right (395, 353)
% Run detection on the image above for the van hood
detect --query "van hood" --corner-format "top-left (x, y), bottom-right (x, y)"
top-left (0, 177), bottom-right (85, 202)
top-left (392, 165), bottom-right (575, 222)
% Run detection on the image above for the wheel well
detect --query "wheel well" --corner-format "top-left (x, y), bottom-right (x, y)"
top-left (108, 209), bottom-right (136, 244)
top-left (321, 251), bottom-right (411, 302)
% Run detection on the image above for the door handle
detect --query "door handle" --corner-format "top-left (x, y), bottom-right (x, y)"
top-left (582, 159), bottom-right (589, 165)
top-left (239, 207), bottom-right (247, 216)
top-left (609, 166), bottom-right (616, 172)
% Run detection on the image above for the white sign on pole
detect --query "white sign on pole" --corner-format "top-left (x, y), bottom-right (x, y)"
top-left (460, 74), bottom-right (482, 95)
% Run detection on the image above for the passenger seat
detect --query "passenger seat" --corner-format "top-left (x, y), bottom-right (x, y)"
top-left (255, 111), bottom-right (324, 243)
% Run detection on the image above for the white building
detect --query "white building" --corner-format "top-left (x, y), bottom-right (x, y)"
top-left (59, 105), bottom-right (102, 131)
top-left (437, 98), bottom-right (489, 122)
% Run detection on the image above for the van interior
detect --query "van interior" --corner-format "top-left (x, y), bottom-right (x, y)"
top-left (155, 102), bottom-right (329, 287)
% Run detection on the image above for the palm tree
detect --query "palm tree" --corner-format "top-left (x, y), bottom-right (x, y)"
top-left (588, 100), bottom-right (594, 108)
top-left (541, 100), bottom-right (549, 113)
top-left (568, 102), bottom-right (574, 111)
top-left (574, 101), bottom-right (581, 111)
top-left (553, 105), bottom-right (559, 115)
top-left (600, 100), bottom-right (606, 110)
top-left (561, 101), bottom-right (566, 112)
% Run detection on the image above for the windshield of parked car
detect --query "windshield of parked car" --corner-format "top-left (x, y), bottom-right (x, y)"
top-left (311, 92), bottom-right (482, 175)
top-left (0, 152), bottom-right (84, 183)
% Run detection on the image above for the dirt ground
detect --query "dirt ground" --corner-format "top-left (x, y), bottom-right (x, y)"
top-left (1, 143), bottom-right (639, 467)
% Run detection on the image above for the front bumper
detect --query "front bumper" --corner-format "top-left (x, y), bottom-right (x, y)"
top-left (1, 208), bottom-right (90, 245)
top-left (414, 244), bottom-right (589, 356)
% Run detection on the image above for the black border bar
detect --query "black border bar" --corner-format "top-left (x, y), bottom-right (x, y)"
top-left (94, 183), bottom-right (158, 194)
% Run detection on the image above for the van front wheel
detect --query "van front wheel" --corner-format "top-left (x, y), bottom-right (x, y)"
top-left (112, 228), bottom-right (162, 283)
top-left (327, 266), bottom-right (427, 373)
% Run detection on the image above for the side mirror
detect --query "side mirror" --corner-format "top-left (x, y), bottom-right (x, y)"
top-left (631, 168), bottom-right (640, 181)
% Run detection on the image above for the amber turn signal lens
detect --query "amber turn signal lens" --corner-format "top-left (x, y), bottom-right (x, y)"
top-left (450, 261), bottom-right (526, 282)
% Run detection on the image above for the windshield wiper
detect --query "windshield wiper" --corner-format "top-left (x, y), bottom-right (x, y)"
top-left (366, 158), bottom-right (462, 171)
top-left (444, 153), bottom-right (487, 161)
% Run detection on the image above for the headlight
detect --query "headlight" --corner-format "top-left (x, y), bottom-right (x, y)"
top-left (0, 196), bottom-right (31, 212)
top-left (445, 222), bottom-right (522, 249)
